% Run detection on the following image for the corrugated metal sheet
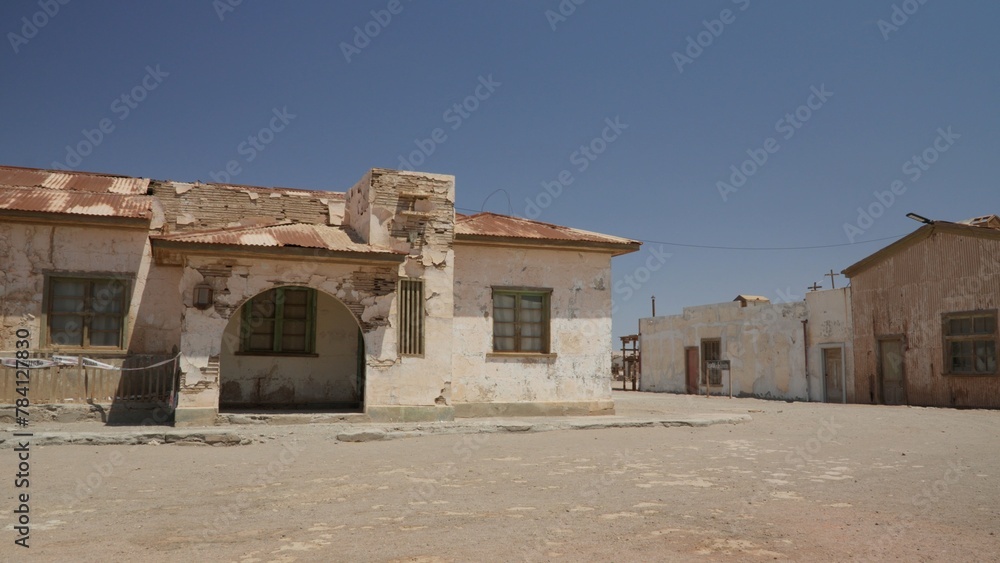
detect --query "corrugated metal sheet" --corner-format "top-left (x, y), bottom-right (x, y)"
top-left (456, 212), bottom-right (639, 246)
top-left (847, 229), bottom-right (1000, 408)
top-left (0, 186), bottom-right (152, 219)
top-left (152, 223), bottom-right (403, 254)
top-left (0, 166), bottom-right (149, 194)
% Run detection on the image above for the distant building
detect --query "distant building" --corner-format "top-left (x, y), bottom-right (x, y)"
top-left (843, 217), bottom-right (1000, 407)
top-left (639, 290), bottom-right (852, 402)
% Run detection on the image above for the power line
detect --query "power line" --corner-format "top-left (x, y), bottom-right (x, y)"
top-left (635, 233), bottom-right (908, 251)
top-left (455, 205), bottom-right (908, 251)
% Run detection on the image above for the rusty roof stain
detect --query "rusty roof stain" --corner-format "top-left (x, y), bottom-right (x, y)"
top-left (456, 212), bottom-right (640, 248)
top-left (151, 222), bottom-right (403, 255)
top-left (0, 165), bottom-right (150, 195)
top-left (0, 186), bottom-right (152, 219)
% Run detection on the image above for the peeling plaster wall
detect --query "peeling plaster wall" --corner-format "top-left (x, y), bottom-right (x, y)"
top-left (451, 245), bottom-right (614, 406)
top-left (175, 256), bottom-right (396, 410)
top-left (805, 288), bottom-right (854, 403)
top-left (364, 169), bottom-right (456, 411)
top-left (0, 221), bottom-right (179, 355)
top-left (640, 300), bottom-right (809, 400)
top-left (175, 169), bottom-right (457, 419)
top-left (219, 291), bottom-right (361, 406)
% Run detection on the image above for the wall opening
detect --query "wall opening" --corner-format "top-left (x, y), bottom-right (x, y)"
top-left (219, 286), bottom-right (365, 411)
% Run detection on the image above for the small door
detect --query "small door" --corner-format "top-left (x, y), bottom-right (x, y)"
top-left (823, 348), bottom-right (844, 403)
top-left (878, 339), bottom-right (906, 405)
top-left (685, 347), bottom-right (699, 394)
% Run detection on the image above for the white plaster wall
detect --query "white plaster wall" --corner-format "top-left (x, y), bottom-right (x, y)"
top-left (451, 245), bottom-right (614, 404)
top-left (640, 301), bottom-right (809, 400)
top-left (805, 287), bottom-right (854, 402)
top-left (0, 221), bottom-right (181, 354)
top-left (218, 291), bottom-right (361, 406)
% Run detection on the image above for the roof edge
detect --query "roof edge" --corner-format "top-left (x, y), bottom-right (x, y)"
top-left (455, 233), bottom-right (641, 256)
top-left (843, 222), bottom-right (1000, 277)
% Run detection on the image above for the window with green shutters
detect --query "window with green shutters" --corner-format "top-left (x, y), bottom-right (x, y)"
top-left (492, 288), bottom-right (551, 353)
top-left (241, 287), bottom-right (317, 354)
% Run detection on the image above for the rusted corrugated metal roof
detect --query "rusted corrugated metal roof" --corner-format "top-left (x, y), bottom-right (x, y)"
top-left (844, 221), bottom-right (1000, 278)
top-left (0, 186), bottom-right (152, 219)
top-left (0, 165), bottom-right (149, 195)
top-left (151, 223), bottom-right (403, 254)
top-left (456, 212), bottom-right (640, 247)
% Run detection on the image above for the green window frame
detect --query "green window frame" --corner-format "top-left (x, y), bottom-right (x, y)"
top-left (492, 288), bottom-right (551, 353)
top-left (46, 275), bottom-right (129, 349)
top-left (943, 310), bottom-right (997, 375)
top-left (241, 287), bottom-right (317, 355)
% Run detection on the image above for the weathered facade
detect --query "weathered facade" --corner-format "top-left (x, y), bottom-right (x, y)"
top-left (452, 214), bottom-right (631, 416)
top-left (0, 165), bottom-right (638, 425)
top-left (843, 219), bottom-right (1000, 408)
top-left (639, 289), bottom-right (853, 403)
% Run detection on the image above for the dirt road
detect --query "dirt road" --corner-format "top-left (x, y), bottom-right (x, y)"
top-left (3, 392), bottom-right (999, 561)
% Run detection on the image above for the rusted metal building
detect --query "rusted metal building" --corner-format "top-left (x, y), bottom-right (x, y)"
top-left (843, 218), bottom-right (1000, 408)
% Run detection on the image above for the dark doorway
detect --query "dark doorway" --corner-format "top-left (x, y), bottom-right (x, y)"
top-left (878, 338), bottom-right (906, 405)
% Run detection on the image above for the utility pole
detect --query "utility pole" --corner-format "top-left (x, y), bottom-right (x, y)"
top-left (651, 295), bottom-right (656, 317)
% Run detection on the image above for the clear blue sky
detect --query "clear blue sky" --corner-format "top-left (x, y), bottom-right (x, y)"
top-left (2, 1), bottom-right (998, 342)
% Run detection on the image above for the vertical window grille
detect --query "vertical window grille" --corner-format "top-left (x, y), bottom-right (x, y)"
top-left (399, 279), bottom-right (425, 356)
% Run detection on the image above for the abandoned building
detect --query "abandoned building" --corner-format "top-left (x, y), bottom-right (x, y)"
top-left (638, 289), bottom-right (853, 403)
top-left (0, 165), bottom-right (639, 425)
top-left (640, 214), bottom-right (999, 409)
top-left (843, 216), bottom-right (1000, 408)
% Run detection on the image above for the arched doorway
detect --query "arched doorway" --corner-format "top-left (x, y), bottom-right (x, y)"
top-left (219, 285), bottom-right (365, 411)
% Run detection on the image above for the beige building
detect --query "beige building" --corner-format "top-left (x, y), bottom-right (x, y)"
top-left (843, 217), bottom-right (1000, 407)
top-left (639, 289), bottom-right (853, 403)
top-left (0, 165), bottom-right (638, 425)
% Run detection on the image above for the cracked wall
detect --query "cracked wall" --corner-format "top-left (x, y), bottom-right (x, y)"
top-left (0, 220), bottom-right (179, 356)
top-left (451, 245), bottom-right (614, 410)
